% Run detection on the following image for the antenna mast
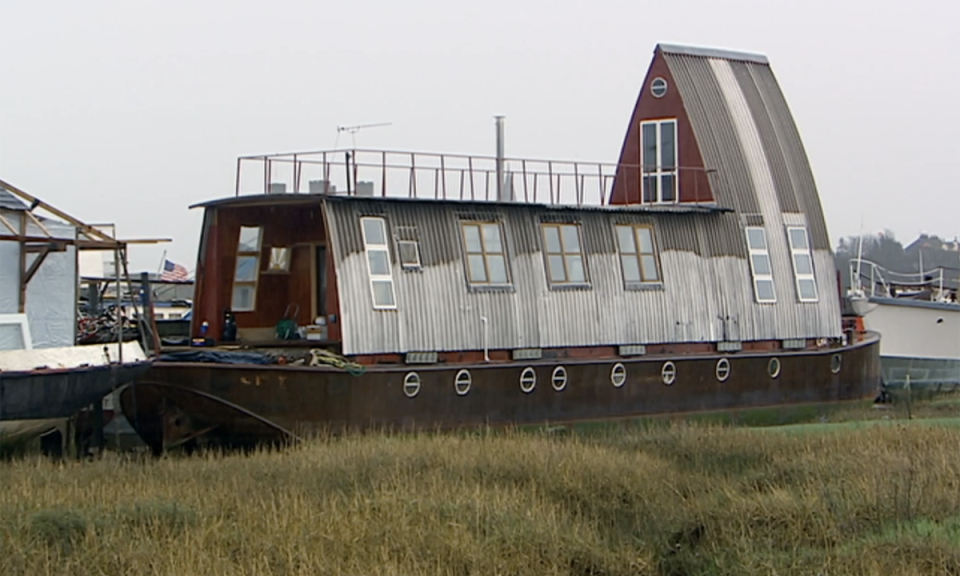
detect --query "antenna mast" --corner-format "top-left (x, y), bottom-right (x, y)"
top-left (336, 122), bottom-right (393, 148)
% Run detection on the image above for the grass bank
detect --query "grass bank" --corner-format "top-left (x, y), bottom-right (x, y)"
top-left (1, 415), bottom-right (959, 575)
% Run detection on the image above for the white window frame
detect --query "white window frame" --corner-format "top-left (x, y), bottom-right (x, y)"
top-left (231, 226), bottom-right (262, 312)
top-left (360, 217), bottom-right (397, 310)
top-left (786, 226), bottom-right (818, 303)
top-left (397, 240), bottom-right (422, 270)
top-left (0, 313), bottom-right (33, 350)
top-left (745, 226), bottom-right (776, 303)
top-left (640, 118), bottom-right (678, 204)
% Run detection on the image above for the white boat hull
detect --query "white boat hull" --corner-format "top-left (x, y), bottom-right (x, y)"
top-left (859, 297), bottom-right (960, 387)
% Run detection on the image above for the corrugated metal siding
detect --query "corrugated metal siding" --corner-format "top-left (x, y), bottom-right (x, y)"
top-left (325, 200), bottom-right (841, 355)
top-left (660, 47), bottom-right (841, 343)
top-left (747, 65), bottom-right (831, 251)
top-left (729, 61), bottom-right (801, 214)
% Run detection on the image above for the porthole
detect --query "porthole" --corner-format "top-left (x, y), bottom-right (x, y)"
top-left (651, 77), bottom-right (668, 98)
top-left (520, 367), bottom-right (537, 393)
top-left (716, 358), bottom-right (731, 382)
top-left (454, 369), bottom-right (472, 396)
top-left (610, 363), bottom-right (627, 388)
top-left (403, 372), bottom-right (421, 398)
top-left (768, 357), bottom-right (781, 379)
top-left (830, 354), bottom-right (842, 374)
top-left (661, 361), bottom-right (677, 386)
top-left (551, 366), bottom-right (568, 391)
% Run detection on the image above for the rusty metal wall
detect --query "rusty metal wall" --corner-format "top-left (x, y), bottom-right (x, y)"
top-left (324, 198), bottom-right (842, 356)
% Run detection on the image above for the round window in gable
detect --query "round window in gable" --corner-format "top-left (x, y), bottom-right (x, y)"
top-left (551, 366), bottom-right (568, 392)
top-left (651, 77), bottom-right (668, 98)
top-left (661, 361), bottom-right (677, 386)
top-left (610, 363), bottom-right (627, 388)
top-left (768, 357), bottom-right (781, 379)
top-left (716, 358), bottom-right (731, 382)
top-left (403, 372), bottom-right (421, 398)
top-left (520, 367), bottom-right (537, 393)
top-left (455, 369), bottom-right (472, 396)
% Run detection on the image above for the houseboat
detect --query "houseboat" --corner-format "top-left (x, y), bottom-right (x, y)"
top-left (119, 43), bottom-right (882, 452)
top-left (847, 258), bottom-right (959, 389)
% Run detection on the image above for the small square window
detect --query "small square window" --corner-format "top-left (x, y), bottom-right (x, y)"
top-left (398, 240), bottom-right (421, 270)
top-left (268, 247), bottom-right (291, 272)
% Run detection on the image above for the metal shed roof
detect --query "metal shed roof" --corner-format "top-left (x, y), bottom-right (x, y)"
top-left (657, 43), bottom-right (769, 65)
top-left (0, 186), bottom-right (28, 211)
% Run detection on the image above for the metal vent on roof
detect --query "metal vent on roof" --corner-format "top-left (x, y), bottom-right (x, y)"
top-left (742, 213), bottom-right (764, 227)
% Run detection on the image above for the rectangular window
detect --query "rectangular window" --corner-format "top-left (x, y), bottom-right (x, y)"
top-left (460, 221), bottom-right (510, 285)
top-left (615, 224), bottom-right (662, 287)
top-left (640, 119), bottom-right (678, 204)
top-left (360, 217), bottom-right (397, 309)
top-left (745, 226), bottom-right (776, 303)
top-left (231, 226), bottom-right (262, 312)
top-left (394, 225), bottom-right (422, 271)
top-left (267, 247), bottom-right (291, 272)
top-left (541, 223), bottom-right (588, 286)
top-left (787, 226), bottom-right (818, 302)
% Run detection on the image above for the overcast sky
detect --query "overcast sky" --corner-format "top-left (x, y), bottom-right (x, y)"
top-left (2, 0), bottom-right (958, 272)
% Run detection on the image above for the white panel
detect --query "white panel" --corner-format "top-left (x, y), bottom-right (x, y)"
top-left (24, 221), bottom-right (78, 348)
top-left (862, 302), bottom-right (960, 361)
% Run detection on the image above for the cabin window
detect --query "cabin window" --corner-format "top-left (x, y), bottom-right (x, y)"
top-left (360, 217), bottom-right (397, 309)
top-left (745, 227), bottom-right (776, 303)
top-left (787, 227), bottom-right (818, 302)
top-left (397, 241), bottom-right (421, 270)
top-left (615, 224), bottom-right (662, 287)
top-left (460, 221), bottom-right (510, 286)
top-left (231, 226), bottom-right (262, 312)
top-left (541, 223), bottom-right (588, 286)
top-left (394, 225), bottom-right (422, 271)
top-left (640, 119), bottom-right (678, 203)
top-left (267, 247), bottom-right (291, 272)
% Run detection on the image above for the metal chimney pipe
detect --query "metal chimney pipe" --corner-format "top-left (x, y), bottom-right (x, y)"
top-left (495, 115), bottom-right (505, 201)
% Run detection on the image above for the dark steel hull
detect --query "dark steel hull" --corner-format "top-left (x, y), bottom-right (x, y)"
top-left (1, 361), bottom-right (153, 421)
top-left (119, 334), bottom-right (881, 452)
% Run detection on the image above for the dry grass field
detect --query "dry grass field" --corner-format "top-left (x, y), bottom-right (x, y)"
top-left (1, 397), bottom-right (958, 576)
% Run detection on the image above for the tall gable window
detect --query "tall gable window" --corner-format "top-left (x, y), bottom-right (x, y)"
top-left (787, 227), bottom-right (818, 302)
top-left (460, 221), bottom-right (509, 286)
top-left (745, 227), bottom-right (776, 303)
top-left (615, 224), bottom-right (662, 287)
top-left (360, 217), bottom-right (397, 309)
top-left (231, 226), bottom-right (262, 312)
top-left (541, 223), bottom-right (587, 286)
top-left (640, 119), bottom-right (678, 204)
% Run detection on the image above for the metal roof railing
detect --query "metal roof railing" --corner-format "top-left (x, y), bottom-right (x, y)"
top-left (234, 148), bottom-right (719, 207)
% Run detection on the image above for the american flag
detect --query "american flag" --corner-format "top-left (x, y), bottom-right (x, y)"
top-left (160, 259), bottom-right (189, 282)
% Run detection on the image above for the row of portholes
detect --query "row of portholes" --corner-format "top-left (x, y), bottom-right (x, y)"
top-left (402, 353), bottom-right (844, 397)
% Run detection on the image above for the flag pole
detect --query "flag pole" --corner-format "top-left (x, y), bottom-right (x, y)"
top-left (156, 249), bottom-right (167, 276)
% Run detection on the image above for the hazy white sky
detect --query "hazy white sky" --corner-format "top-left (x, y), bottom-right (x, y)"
top-left (2, 0), bottom-right (958, 272)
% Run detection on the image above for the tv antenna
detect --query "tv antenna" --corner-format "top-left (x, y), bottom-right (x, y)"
top-left (335, 122), bottom-right (392, 148)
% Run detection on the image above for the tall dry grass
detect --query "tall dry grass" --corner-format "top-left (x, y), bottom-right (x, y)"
top-left (1, 421), bottom-right (958, 576)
